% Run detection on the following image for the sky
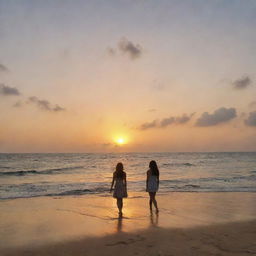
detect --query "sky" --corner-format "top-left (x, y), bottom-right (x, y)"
top-left (0, 0), bottom-right (256, 153)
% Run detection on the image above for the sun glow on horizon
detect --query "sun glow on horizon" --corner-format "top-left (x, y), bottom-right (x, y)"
top-left (117, 138), bottom-right (124, 144)
top-left (114, 136), bottom-right (128, 146)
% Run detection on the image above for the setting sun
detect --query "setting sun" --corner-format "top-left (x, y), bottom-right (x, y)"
top-left (117, 138), bottom-right (125, 144)
top-left (114, 136), bottom-right (128, 145)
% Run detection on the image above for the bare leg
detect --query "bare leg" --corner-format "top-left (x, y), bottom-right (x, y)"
top-left (149, 192), bottom-right (158, 212)
top-left (117, 198), bottom-right (123, 215)
top-left (148, 192), bottom-right (153, 211)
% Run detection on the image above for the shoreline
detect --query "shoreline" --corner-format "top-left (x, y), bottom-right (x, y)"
top-left (2, 190), bottom-right (256, 201)
top-left (1, 192), bottom-right (256, 255)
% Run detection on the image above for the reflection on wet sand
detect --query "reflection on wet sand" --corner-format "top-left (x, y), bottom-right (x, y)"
top-left (116, 216), bottom-right (123, 233)
top-left (0, 192), bottom-right (255, 250)
top-left (149, 212), bottom-right (159, 227)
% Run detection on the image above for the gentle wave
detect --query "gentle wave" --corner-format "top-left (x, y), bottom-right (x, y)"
top-left (161, 174), bottom-right (256, 184)
top-left (0, 166), bottom-right (12, 169)
top-left (0, 186), bottom-right (110, 199)
top-left (1, 185), bottom-right (256, 200)
top-left (0, 166), bottom-right (85, 176)
top-left (162, 162), bottom-right (194, 167)
top-left (1, 152), bottom-right (256, 199)
top-left (46, 187), bottom-right (109, 196)
top-left (0, 170), bottom-right (38, 176)
top-left (1, 176), bottom-right (256, 200)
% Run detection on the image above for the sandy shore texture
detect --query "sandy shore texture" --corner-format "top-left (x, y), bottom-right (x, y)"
top-left (1, 192), bottom-right (256, 256)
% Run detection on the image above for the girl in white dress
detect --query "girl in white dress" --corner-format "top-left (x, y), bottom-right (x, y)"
top-left (146, 160), bottom-right (159, 212)
top-left (110, 162), bottom-right (127, 216)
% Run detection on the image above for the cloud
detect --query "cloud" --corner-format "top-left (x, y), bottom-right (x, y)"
top-left (159, 114), bottom-right (193, 127)
top-left (244, 111), bottom-right (256, 126)
top-left (232, 76), bottom-right (252, 90)
top-left (176, 113), bottom-right (194, 124)
top-left (138, 113), bottom-right (193, 130)
top-left (27, 96), bottom-right (65, 112)
top-left (0, 84), bottom-right (20, 96)
top-left (0, 82), bottom-right (65, 113)
top-left (196, 107), bottom-right (237, 126)
top-left (160, 117), bottom-right (175, 127)
top-left (52, 105), bottom-right (65, 112)
top-left (108, 38), bottom-right (143, 60)
top-left (118, 37), bottom-right (142, 59)
top-left (139, 120), bottom-right (158, 130)
top-left (0, 63), bottom-right (9, 72)
top-left (28, 96), bottom-right (51, 111)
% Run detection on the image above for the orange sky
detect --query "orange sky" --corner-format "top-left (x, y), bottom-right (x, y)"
top-left (0, 0), bottom-right (256, 152)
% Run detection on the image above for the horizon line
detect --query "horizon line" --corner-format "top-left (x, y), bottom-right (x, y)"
top-left (0, 151), bottom-right (256, 154)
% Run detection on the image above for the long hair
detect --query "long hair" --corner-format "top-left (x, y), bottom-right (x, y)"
top-left (149, 160), bottom-right (159, 176)
top-left (115, 162), bottom-right (125, 178)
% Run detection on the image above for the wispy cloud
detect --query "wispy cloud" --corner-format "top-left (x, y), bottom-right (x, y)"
top-left (244, 111), bottom-right (256, 126)
top-left (27, 96), bottom-right (65, 112)
top-left (176, 114), bottom-right (193, 124)
top-left (107, 37), bottom-right (143, 60)
top-left (13, 97), bottom-right (66, 112)
top-left (160, 117), bottom-right (175, 127)
top-left (0, 71), bottom-right (66, 113)
top-left (0, 84), bottom-right (20, 96)
top-left (52, 105), bottom-right (65, 112)
top-left (118, 37), bottom-right (142, 59)
top-left (139, 120), bottom-right (158, 130)
top-left (138, 113), bottom-right (193, 130)
top-left (195, 107), bottom-right (237, 126)
top-left (0, 63), bottom-right (9, 72)
top-left (232, 76), bottom-right (252, 90)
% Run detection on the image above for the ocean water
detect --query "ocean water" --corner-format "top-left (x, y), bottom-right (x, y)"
top-left (0, 152), bottom-right (255, 199)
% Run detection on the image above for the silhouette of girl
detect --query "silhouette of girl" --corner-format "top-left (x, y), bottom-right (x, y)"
top-left (146, 160), bottom-right (159, 212)
top-left (110, 162), bottom-right (127, 216)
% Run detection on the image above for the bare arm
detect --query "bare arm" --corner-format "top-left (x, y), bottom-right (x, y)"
top-left (124, 173), bottom-right (127, 187)
top-left (110, 173), bottom-right (115, 192)
top-left (146, 170), bottom-right (150, 190)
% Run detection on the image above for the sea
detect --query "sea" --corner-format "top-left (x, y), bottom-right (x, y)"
top-left (0, 152), bottom-right (255, 200)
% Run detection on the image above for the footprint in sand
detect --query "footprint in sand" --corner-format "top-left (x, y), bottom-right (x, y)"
top-left (105, 235), bottom-right (145, 246)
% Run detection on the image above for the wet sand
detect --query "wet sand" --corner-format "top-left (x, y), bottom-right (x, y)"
top-left (1, 192), bottom-right (256, 255)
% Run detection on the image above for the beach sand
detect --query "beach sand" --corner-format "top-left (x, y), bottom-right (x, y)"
top-left (1, 192), bottom-right (256, 255)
